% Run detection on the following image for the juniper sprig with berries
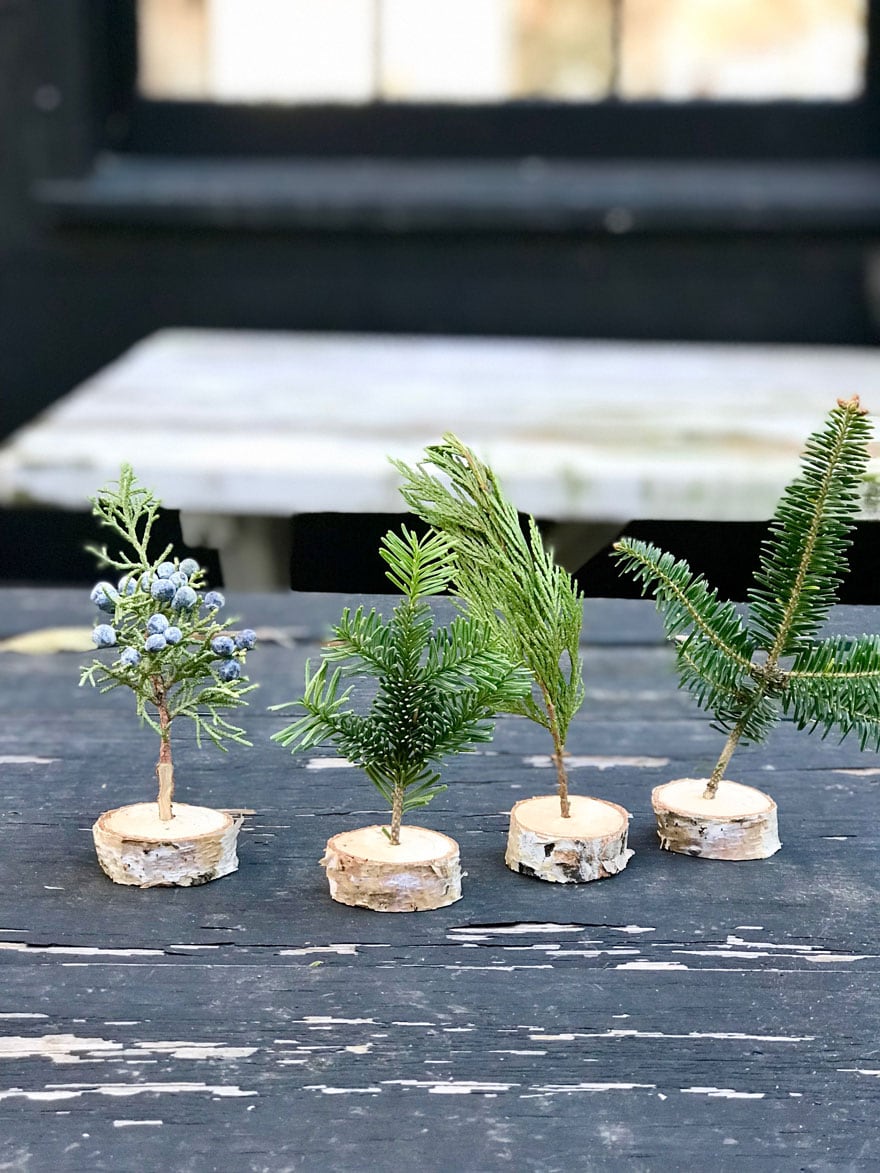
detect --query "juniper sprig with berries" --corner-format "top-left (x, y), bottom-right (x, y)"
top-left (271, 527), bottom-right (531, 845)
top-left (392, 434), bottom-right (585, 819)
top-left (80, 465), bottom-right (257, 819)
top-left (613, 396), bottom-right (880, 798)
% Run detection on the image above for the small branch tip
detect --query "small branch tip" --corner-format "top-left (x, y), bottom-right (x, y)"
top-left (837, 394), bottom-right (868, 415)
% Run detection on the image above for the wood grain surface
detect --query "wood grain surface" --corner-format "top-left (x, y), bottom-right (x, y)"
top-left (0, 589), bottom-right (878, 1171)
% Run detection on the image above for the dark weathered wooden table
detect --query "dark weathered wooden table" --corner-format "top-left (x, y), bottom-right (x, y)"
top-left (1, 589), bottom-right (878, 1171)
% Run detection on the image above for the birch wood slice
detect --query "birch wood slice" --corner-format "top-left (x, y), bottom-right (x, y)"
top-left (321, 825), bottom-right (462, 912)
top-left (92, 802), bottom-right (241, 887)
top-left (652, 778), bottom-right (781, 860)
top-left (505, 794), bottom-right (633, 883)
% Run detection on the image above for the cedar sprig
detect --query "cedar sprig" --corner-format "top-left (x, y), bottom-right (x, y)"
top-left (271, 526), bottom-right (530, 844)
top-left (392, 434), bottom-right (584, 817)
top-left (613, 396), bottom-right (879, 796)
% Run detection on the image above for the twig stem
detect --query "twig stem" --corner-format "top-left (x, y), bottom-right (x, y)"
top-left (155, 680), bottom-right (174, 820)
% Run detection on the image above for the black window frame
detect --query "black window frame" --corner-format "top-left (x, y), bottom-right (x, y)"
top-left (95, 0), bottom-right (880, 162)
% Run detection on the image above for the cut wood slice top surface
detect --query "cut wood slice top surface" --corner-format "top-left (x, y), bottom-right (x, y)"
top-left (512, 794), bottom-right (629, 838)
top-left (97, 802), bottom-right (234, 841)
top-left (329, 824), bottom-right (458, 864)
top-left (653, 778), bottom-right (776, 819)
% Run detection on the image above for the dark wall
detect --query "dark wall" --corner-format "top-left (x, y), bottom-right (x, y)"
top-left (2, 1), bottom-right (880, 593)
top-left (7, 224), bottom-right (876, 433)
top-left (4, 0), bottom-right (880, 443)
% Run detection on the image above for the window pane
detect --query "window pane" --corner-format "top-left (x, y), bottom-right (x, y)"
top-left (208, 0), bottom-right (375, 103)
top-left (381, 0), bottom-right (508, 102)
top-left (512, 0), bottom-right (614, 100)
top-left (139, 0), bottom-right (210, 99)
top-left (137, 0), bottom-right (867, 104)
top-left (619, 0), bottom-right (867, 100)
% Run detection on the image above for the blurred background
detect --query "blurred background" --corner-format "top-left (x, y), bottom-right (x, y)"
top-left (137, 0), bottom-right (866, 103)
top-left (2, 0), bottom-right (879, 595)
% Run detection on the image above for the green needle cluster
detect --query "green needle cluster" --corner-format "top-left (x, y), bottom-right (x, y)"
top-left (613, 396), bottom-right (879, 795)
top-left (392, 434), bottom-right (585, 817)
top-left (272, 527), bottom-right (530, 844)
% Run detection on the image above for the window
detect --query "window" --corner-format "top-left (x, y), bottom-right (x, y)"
top-left (108, 0), bottom-right (878, 160)
top-left (139, 0), bottom-right (867, 105)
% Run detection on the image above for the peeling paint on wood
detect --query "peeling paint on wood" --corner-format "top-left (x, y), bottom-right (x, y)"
top-left (0, 755), bottom-right (59, 764)
top-left (0, 1082), bottom-right (256, 1102)
top-left (527, 1082), bottom-right (657, 1095)
top-left (682, 1087), bottom-right (766, 1100)
top-left (523, 754), bottom-right (670, 770)
top-left (0, 942), bottom-right (164, 958)
top-left (0, 1035), bottom-right (257, 1064)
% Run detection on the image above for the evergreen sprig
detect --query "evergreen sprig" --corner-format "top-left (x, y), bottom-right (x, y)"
top-left (613, 396), bottom-right (878, 795)
top-left (80, 465), bottom-right (257, 817)
top-left (85, 463), bottom-right (173, 574)
top-left (271, 526), bottom-right (530, 844)
top-left (392, 434), bottom-right (585, 817)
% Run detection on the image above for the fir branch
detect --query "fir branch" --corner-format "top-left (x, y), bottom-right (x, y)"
top-left (611, 539), bottom-right (755, 672)
top-left (784, 633), bottom-right (880, 750)
top-left (748, 396), bottom-right (872, 658)
top-left (324, 607), bottom-right (394, 675)
top-left (271, 526), bottom-right (530, 844)
top-left (613, 397), bottom-right (876, 794)
top-left (380, 526), bottom-right (452, 600)
top-left (674, 638), bottom-right (778, 745)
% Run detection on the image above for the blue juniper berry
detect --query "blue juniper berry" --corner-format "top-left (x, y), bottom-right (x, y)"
top-left (92, 624), bottom-right (117, 648)
top-left (91, 582), bottom-right (118, 613)
top-left (172, 585), bottom-right (198, 611)
top-left (150, 578), bottom-right (175, 603)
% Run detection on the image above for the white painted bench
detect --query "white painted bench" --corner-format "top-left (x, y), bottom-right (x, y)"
top-left (3, 328), bottom-right (880, 586)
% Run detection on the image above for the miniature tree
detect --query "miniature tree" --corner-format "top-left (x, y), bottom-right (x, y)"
top-left (80, 464), bottom-right (257, 886)
top-left (613, 395), bottom-right (878, 859)
top-left (272, 526), bottom-right (530, 910)
top-left (393, 435), bottom-right (633, 884)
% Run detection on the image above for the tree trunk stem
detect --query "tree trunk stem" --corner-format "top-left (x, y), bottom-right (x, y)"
top-left (705, 720), bottom-right (745, 798)
top-left (155, 687), bottom-right (174, 821)
top-left (543, 691), bottom-right (571, 817)
top-left (390, 784), bottom-right (403, 846)
top-left (552, 749), bottom-right (571, 818)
